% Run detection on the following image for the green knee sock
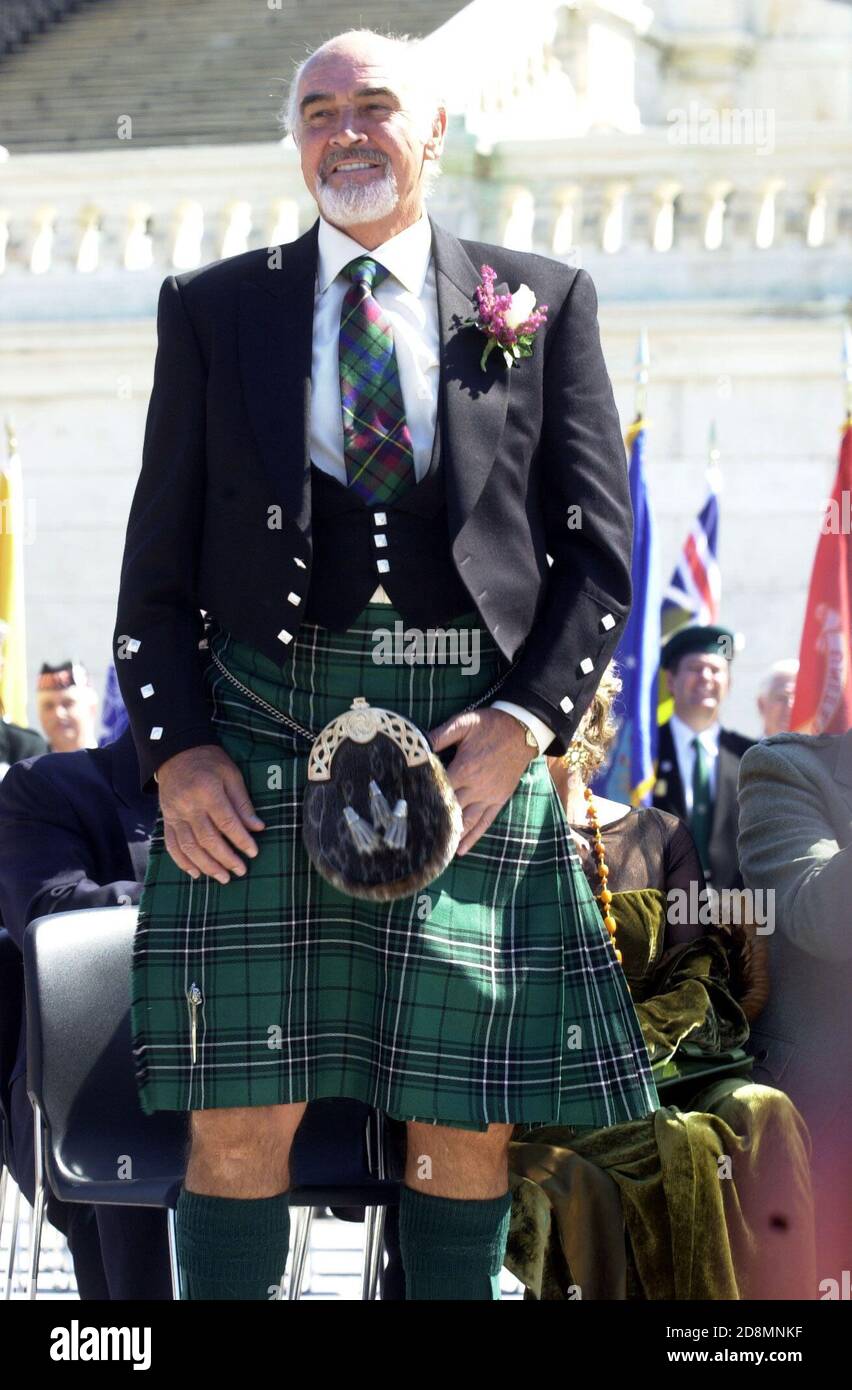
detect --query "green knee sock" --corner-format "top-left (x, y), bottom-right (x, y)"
top-left (398, 1186), bottom-right (512, 1301)
top-left (175, 1188), bottom-right (291, 1300)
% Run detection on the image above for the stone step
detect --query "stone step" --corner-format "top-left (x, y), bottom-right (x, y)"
top-left (1, 0), bottom-right (466, 151)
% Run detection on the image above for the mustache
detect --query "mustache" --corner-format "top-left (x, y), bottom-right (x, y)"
top-left (321, 150), bottom-right (389, 178)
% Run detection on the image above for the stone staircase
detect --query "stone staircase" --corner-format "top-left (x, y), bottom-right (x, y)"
top-left (0, 0), bottom-right (468, 152)
top-left (0, 0), bottom-right (99, 57)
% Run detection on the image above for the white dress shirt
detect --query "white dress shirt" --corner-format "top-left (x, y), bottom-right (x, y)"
top-left (668, 713), bottom-right (720, 815)
top-left (309, 212), bottom-right (555, 755)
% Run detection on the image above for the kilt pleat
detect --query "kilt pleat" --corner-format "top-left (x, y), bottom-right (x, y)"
top-left (131, 602), bottom-right (659, 1130)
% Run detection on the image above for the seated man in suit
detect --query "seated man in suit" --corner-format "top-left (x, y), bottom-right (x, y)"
top-left (0, 725), bottom-right (171, 1299)
top-left (756, 658), bottom-right (798, 737)
top-left (654, 624), bottom-right (753, 892)
top-left (35, 660), bottom-right (100, 755)
top-left (738, 729), bottom-right (852, 1292)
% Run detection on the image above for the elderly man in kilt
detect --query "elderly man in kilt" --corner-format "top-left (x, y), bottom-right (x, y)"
top-left (113, 28), bottom-right (659, 1300)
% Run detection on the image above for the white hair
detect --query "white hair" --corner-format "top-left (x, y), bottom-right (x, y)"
top-left (758, 658), bottom-right (800, 699)
top-left (277, 27), bottom-right (445, 197)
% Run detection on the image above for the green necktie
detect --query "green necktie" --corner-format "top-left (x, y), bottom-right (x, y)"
top-left (690, 735), bottom-right (712, 874)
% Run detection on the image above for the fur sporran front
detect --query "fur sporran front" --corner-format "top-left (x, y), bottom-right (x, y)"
top-left (302, 698), bottom-right (463, 902)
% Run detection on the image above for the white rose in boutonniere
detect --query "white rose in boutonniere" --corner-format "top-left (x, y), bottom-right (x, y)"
top-left (458, 264), bottom-right (549, 371)
top-left (503, 284), bottom-right (537, 331)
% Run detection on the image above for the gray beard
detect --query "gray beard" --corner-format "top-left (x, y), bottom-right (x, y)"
top-left (315, 164), bottom-right (401, 227)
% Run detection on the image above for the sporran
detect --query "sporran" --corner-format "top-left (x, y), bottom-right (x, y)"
top-left (208, 646), bottom-right (515, 901)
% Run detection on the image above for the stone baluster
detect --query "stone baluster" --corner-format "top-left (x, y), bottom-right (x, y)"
top-left (170, 199), bottom-right (205, 271)
top-left (805, 178), bottom-right (839, 249)
top-left (501, 186), bottom-right (536, 251)
top-left (754, 178), bottom-right (786, 250)
top-left (702, 179), bottom-right (733, 251)
top-left (601, 181), bottom-right (630, 254)
top-left (75, 203), bottom-right (102, 273)
top-left (650, 179), bottom-right (682, 252)
top-left (123, 202), bottom-right (154, 271)
top-left (220, 200), bottom-right (253, 260)
top-left (29, 205), bottom-right (57, 274)
top-left (548, 184), bottom-right (582, 259)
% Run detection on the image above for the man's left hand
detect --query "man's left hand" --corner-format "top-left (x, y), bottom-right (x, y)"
top-left (427, 708), bottom-right (537, 856)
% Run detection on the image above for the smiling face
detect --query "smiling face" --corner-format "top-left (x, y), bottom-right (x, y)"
top-left (36, 684), bottom-right (99, 751)
top-left (667, 651), bottom-right (730, 727)
top-left (291, 36), bottom-right (446, 247)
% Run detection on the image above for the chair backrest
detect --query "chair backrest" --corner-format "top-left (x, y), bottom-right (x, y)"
top-left (290, 1099), bottom-right (403, 1197)
top-left (0, 927), bottom-right (24, 1165)
top-left (24, 905), bottom-right (401, 1209)
top-left (0, 929), bottom-right (23, 1112)
top-left (24, 905), bottom-right (187, 1206)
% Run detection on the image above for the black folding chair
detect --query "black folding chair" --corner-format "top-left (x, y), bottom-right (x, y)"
top-left (23, 905), bottom-right (402, 1299)
top-left (289, 1101), bottom-right (402, 1299)
top-left (0, 929), bottom-right (25, 1298)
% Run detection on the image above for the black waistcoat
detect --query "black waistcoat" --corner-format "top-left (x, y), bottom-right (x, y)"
top-left (302, 405), bottom-right (474, 630)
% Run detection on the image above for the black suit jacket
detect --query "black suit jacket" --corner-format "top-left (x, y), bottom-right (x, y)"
top-left (653, 720), bottom-right (754, 891)
top-left (0, 726), bottom-right (158, 1192)
top-left (114, 215), bottom-right (633, 791)
top-left (0, 720), bottom-right (48, 769)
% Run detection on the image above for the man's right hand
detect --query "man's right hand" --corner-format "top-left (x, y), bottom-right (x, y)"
top-left (156, 744), bottom-right (265, 884)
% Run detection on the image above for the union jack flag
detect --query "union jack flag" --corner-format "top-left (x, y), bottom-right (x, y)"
top-left (658, 483), bottom-right (721, 723)
top-left (662, 488), bottom-right (721, 630)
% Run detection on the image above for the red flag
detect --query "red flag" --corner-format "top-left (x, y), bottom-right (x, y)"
top-left (790, 421), bottom-right (852, 734)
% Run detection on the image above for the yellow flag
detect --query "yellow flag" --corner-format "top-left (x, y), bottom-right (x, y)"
top-left (0, 419), bottom-right (30, 726)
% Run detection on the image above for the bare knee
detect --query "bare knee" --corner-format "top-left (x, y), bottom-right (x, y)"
top-left (186, 1101), bottom-right (307, 1198)
top-left (404, 1122), bottom-right (513, 1199)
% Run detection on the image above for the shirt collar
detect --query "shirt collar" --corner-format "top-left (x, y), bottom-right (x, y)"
top-left (316, 210), bottom-right (433, 297)
top-left (670, 713), bottom-right (720, 759)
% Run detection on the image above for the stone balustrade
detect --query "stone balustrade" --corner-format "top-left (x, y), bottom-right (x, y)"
top-left (0, 122), bottom-right (848, 309)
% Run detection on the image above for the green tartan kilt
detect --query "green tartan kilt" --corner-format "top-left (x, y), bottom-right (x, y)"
top-left (131, 601), bottom-right (659, 1130)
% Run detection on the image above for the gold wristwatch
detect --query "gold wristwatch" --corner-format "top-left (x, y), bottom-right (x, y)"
top-left (505, 713), bottom-right (539, 752)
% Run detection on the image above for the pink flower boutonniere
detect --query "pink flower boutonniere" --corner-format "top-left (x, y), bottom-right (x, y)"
top-left (460, 264), bottom-right (549, 372)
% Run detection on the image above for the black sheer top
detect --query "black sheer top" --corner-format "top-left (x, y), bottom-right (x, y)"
top-left (568, 805), bottom-right (707, 948)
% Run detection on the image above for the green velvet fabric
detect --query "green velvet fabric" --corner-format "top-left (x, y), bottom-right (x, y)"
top-left (620, 888), bottom-right (751, 1063)
top-left (504, 890), bottom-right (817, 1300)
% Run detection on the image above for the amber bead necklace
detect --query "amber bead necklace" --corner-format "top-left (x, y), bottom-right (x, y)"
top-left (582, 785), bottom-right (622, 966)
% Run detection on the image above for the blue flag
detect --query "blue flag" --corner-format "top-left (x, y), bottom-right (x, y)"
top-left (593, 419), bottom-right (660, 805)
top-left (99, 662), bottom-right (129, 746)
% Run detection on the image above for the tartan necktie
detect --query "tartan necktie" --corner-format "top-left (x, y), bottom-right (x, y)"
top-left (338, 255), bottom-right (417, 505)
top-left (690, 735), bottom-right (712, 874)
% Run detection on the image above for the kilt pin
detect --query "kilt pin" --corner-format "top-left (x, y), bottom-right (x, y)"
top-left (117, 212), bottom-right (660, 1139)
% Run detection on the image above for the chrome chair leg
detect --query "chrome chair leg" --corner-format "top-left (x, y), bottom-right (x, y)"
top-left (4, 1182), bottom-right (21, 1300)
top-left (287, 1205), bottom-right (314, 1300)
top-left (26, 1102), bottom-right (46, 1300)
top-left (166, 1207), bottom-right (181, 1300)
top-left (0, 1162), bottom-right (8, 1298)
top-left (362, 1204), bottom-right (387, 1300)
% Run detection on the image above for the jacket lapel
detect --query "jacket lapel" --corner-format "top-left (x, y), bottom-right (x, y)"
top-left (238, 215), bottom-right (511, 536)
top-left (429, 219), bottom-right (512, 540)
top-left (656, 721), bottom-right (687, 819)
top-left (709, 733), bottom-right (735, 843)
top-left (238, 222), bottom-right (319, 529)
